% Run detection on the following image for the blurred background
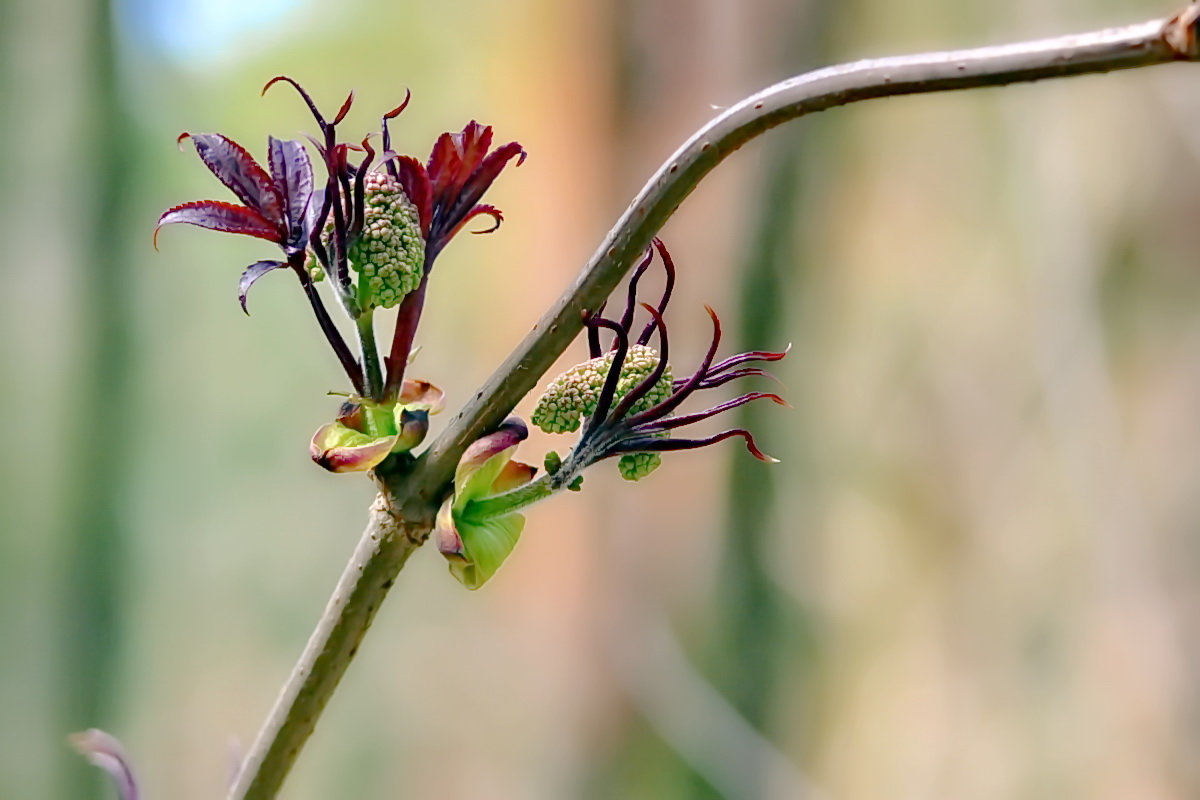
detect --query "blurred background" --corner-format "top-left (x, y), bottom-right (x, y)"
top-left (4, 0), bottom-right (1200, 797)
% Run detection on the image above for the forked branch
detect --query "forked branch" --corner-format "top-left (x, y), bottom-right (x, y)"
top-left (229, 6), bottom-right (1200, 797)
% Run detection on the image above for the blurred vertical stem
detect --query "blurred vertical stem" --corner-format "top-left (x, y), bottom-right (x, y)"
top-left (63, 0), bottom-right (133, 796)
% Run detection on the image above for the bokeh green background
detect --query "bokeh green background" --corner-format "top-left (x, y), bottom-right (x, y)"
top-left (5, 0), bottom-right (1200, 797)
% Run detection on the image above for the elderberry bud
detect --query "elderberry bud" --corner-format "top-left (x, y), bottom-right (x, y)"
top-left (352, 172), bottom-right (425, 310)
top-left (531, 345), bottom-right (672, 433)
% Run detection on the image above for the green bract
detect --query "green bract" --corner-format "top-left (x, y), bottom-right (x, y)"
top-left (435, 420), bottom-right (536, 590)
top-left (309, 380), bottom-right (445, 473)
top-left (531, 344), bottom-right (672, 433)
top-left (309, 417), bottom-right (397, 473)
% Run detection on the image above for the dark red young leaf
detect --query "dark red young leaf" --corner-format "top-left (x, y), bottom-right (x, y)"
top-left (637, 238), bottom-right (676, 344)
top-left (262, 76), bottom-right (326, 128)
top-left (427, 121), bottom-right (494, 204)
top-left (332, 90), bottom-right (355, 125)
top-left (180, 133), bottom-right (284, 227)
top-left (645, 392), bottom-right (789, 431)
top-left (266, 137), bottom-right (314, 248)
top-left (627, 305), bottom-right (723, 425)
top-left (238, 259), bottom-right (288, 314)
top-left (155, 201), bottom-right (281, 247)
top-left (384, 92), bottom-right (412, 120)
top-left (389, 155), bottom-right (432, 235)
top-left (383, 91), bottom-right (411, 120)
top-left (614, 428), bottom-right (779, 463)
top-left (609, 303), bottom-right (670, 422)
top-left (583, 317), bottom-right (631, 439)
top-left (706, 344), bottom-right (791, 376)
top-left (379, 90), bottom-right (412, 154)
top-left (459, 140), bottom-right (526, 203)
top-left (618, 247), bottom-right (658, 335)
top-left (443, 204), bottom-right (503, 241)
top-left (694, 367), bottom-right (781, 391)
top-left (435, 140), bottom-right (525, 242)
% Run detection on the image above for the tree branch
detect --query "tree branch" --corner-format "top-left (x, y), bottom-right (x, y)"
top-left (229, 488), bottom-right (429, 799)
top-left (229, 7), bottom-right (1200, 797)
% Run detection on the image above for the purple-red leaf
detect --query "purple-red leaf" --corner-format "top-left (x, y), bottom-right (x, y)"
top-left (644, 392), bottom-right (789, 431)
top-left (610, 303), bottom-right (671, 421)
top-left (429, 125), bottom-right (489, 199)
top-left (455, 140), bottom-right (526, 210)
top-left (443, 204), bottom-right (502, 240)
top-left (637, 238), bottom-right (676, 344)
top-left (332, 90), bottom-right (355, 125)
top-left (238, 259), bottom-right (287, 314)
top-left (384, 90), bottom-right (412, 130)
top-left (619, 247), bottom-right (658, 335)
top-left (267, 137), bottom-right (314, 249)
top-left (390, 155), bottom-right (432, 235)
top-left (262, 76), bottom-right (327, 128)
top-left (627, 305), bottom-right (723, 425)
top-left (614, 428), bottom-right (779, 463)
top-left (694, 367), bottom-right (781, 391)
top-left (181, 133), bottom-right (284, 226)
top-left (421, 121), bottom-right (524, 251)
top-left (706, 344), bottom-right (791, 376)
top-left (435, 138), bottom-right (525, 241)
top-left (428, 121), bottom-right (493, 204)
top-left (155, 200), bottom-right (281, 246)
top-left (306, 187), bottom-right (330, 249)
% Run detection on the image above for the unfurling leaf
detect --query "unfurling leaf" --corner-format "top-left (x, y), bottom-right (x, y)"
top-left (435, 501), bottom-right (526, 591)
top-left (435, 417), bottom-right (536, 589)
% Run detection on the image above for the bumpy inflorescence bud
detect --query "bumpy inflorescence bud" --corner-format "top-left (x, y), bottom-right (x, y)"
top-left (617, 452), bottom-right (661, 481)
top-left (351, 172), bottom-right (425, 310)
top-left (532, 345), bottom-right (672, 433)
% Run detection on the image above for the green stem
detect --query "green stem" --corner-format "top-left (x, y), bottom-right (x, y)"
top-left (357, 313), bottom-right (383, 401)
top-left (466, 474), bottom-right (556, 520)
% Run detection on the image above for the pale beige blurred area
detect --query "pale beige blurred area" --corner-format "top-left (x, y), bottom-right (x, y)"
top-left (4, 0), bottom-right (1200, 798)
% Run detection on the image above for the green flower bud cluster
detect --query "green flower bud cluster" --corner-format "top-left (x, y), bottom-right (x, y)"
top-left (306, 246), bottom-right (326, 283)
top-left (351, 172), bottom-right (426, 311)
top-left (531, 344), bottom-right (672, 434)
top-left (618, 452), bottom-right (661, 481)
top-left (302, 173), bottom-right (425, 308)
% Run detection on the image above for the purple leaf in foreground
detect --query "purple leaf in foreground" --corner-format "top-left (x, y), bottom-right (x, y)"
top-left (155, 200), bottom-right (280, 246)
top-left (267, 137), bottom-right (315, 250)
top-left (238, 260), bottom-right (287, 314)
top-left (180, 132), bottom-right (283, 226)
